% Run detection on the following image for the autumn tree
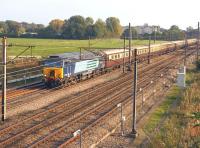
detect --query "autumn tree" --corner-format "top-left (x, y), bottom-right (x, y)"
top-left (106, 17), bottom-right (122, 37)
top-left (49, 19), bottom-right (64, 35)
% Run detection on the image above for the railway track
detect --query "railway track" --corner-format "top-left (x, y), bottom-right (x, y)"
top-left (0, 45), bottom-right (182, 111)
top-left (0, 54), bottom-right (171, 130)
top-left (59, 50), bottom-right (197, 148)
top-left (2, 54), bottom-right (163, 110)
top-left (29, 53), bottom-right (180, 148)
top-left (0, 49), bottom-right (188, 147)
top-left (0, 44), bottom-right (176, 103)
top-left (1, 44), bottom-right (196, 105)
top-left (30, 50), bottom-right (196, 148)
top-left (0, 82), bottom-right (45, 102)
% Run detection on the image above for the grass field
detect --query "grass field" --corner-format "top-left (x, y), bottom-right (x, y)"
top-left (6, 38), bottom-right (166, 57)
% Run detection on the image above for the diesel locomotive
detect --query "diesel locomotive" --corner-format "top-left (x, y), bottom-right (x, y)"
top-left (43, 52), bottom-right (104, 87)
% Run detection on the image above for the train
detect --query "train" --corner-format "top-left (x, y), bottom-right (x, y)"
top-left (42, 39), bottom-right (197, 87)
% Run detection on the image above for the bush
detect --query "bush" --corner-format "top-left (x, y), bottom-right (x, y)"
top-left (196, 60), bottom-right (200, 70)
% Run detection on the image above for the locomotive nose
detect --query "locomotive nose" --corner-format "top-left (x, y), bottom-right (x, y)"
top-left (43, 67), bottom-right (63, 87)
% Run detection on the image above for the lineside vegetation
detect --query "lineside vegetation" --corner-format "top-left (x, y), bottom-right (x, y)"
top-left (144, 61), bottom-right (200, 147)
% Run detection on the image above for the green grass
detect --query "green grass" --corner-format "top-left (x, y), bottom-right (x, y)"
top-left (144, 86), bottom-right (181, 133)
top-left (6, 38), bottom-right (166, 57)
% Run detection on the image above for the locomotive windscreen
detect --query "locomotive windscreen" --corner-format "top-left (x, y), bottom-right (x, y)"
top-left (43, 59), bottom-right (63, 67)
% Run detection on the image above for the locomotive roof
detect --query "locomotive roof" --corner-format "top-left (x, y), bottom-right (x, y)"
top-left (48, 51), bottom-right (100, 60)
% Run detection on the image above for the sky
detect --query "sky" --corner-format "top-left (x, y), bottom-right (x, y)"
top-left (1, 0), bottom-right (200, 29)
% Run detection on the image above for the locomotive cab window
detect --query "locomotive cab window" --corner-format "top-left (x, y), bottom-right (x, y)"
top-left (50, 70), bottom-right (55, 77)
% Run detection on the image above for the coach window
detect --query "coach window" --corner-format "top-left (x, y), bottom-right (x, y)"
top-left (111, 55), bottom-right (114, 60)
top-left (115, 54), bottom-right (118, 59)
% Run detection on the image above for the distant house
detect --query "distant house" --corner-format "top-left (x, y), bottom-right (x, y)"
top-left (135, 24), bottom-right (161, 35)
top-left (123, 24), bottom-right (161, 35)
top-left (22, 32), bottom-right (38, 35)
top-left (21, 32), bottom-right (38, 37)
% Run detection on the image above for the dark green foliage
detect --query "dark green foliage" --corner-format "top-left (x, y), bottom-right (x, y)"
top-left (196, 60), bottom-right (200, 70)
top-left (38, 26), bottom-right (58, 38)
top-left (85, 17), bottom-right (94, 26)
top-left (5, 20), bottom-right (25, 37)
top-left (62, 15), bottom-right (87, 39)
top-left (0, 21), bottom-right (8, 34)
top-left (0, 16), bottom-right (123, 39)
top-left (93, 19), bottom-right (107, 38)
top-left (121, 27), bottom-right (138, 39)
top-left (1, 16), bottom-right (197, 40)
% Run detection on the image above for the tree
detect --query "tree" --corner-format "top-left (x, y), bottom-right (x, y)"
top-left (85, 17), bottom-right (94, 26)
top-left (36, 24), bottom-right (45, 31)
top-left (121, 27), bottom-right (138, 39)
top-left (85, 25), bottom-right (95, 38)
top-left (21, 22), bottom-right (44, 33)
top-left (49, 19), bottom-right (64, 35)
top-left (93, 19), bottom-right (107, 38)
top-left (186, 26), bottom-right (197, 39)
top-left (0, 21), bottom-right (8, 34)
top-left (38, 26), bottom-right (56, 38)
top-left (168, 25), bottom-right (184, 40)
top-left (161, 30), bottom-right (169, 40)
top-left (106, 17), bottom-right (122, 37)
top-left (5, 20), bottom-right (25, 36)
top-left (169, 25), bottom-right (184, 40)
top-left (62, 15), bottom-right (87, 39)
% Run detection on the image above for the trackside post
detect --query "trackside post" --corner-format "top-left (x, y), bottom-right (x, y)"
top-left (148, 36), bottom-right (151, 64)
top-left (2, 37), bottom-right (7, 121)
top-left (128, 23), bottom-right (132, 71)
top-left (130, 48), bottom-right (137, 137)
